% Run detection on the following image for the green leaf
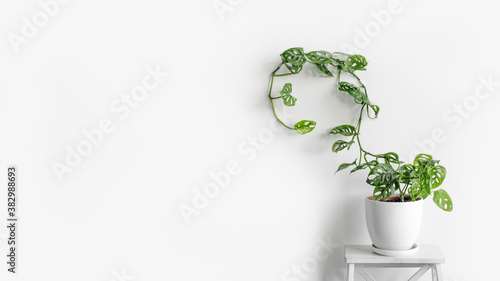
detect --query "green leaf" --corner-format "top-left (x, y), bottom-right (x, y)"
top-left (350, 165), bottom-right (364, 174)
top-left (280, 83), bottom-right (292, 95)
top-left (408, 183), bottom-right (420, 200)
top-left (335, 159), bottom-right (357, 174)
top-left (373, 182), bottom-right (398, 201)
top-left (343, 54), bottom-right (367, 72)
top-left (332, 52), bottom-right (349, 63)
top-left (330, 125), bottom-right (357, 136)
top-left (413, 153), bottom-right (433, 167)
top-left (279, 83), bottom-right (297, 106)
top-left (306, 51), bottom-right (333, 64)
top-left (422, 175), bottom-right (432, 195)
top-left (315, 64), bottom-right (333, 77)
top-left (280, 48), bottom-right (306, 66)
top-left (383, 152), bottom-right (403, 164)
top-left (351, 160), bottom-right (378, 174)
top-left (433, 189), bottom-right (453, 211)
top-left (408, 180), bottom-right (429, 200)
top-left (284, 63), bottom-right (302, 74)
top-left (338, 82), bottom-right (369, 104)
top-left (280, 48), bottom-right (306, 74)
top-left (428, 165), bottom-right (446, 189)
top-left (397, 164), bottom-right (414, 174)
top-left (397, 164), bottom-right (415, 184)
top-left (367, 164), bottom-right (396, 186)
top-left (294, 120), bottom-right (316, 135)
top-left (369, 104), bottom-right (380, 118)
top-left (332, 140), bottom-right (353, 153)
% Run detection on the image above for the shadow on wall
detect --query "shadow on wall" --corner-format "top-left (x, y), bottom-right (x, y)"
top-left (318, 169), bottom-right (374, 281)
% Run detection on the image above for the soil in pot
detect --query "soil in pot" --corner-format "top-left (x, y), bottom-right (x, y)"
top-left (368, 194), bottom-right (422, 202)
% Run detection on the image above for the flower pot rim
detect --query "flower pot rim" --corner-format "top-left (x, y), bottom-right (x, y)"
top-left (366, 195), bottom-right (423, 203)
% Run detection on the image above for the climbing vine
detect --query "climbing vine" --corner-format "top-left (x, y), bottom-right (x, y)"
top-left (268, 47), bottom-right (452, 211)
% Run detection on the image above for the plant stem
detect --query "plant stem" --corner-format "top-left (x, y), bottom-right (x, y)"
top-left (350, 71), bottom-right (368, 97)
top-left (269, 65), bottom-right (294, 130)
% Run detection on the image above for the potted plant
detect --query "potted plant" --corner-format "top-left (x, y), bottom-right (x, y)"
top-left (268, 47), bottom-right (453, 255)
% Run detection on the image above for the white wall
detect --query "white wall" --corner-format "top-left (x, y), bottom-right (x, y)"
top-left (1, 0), bottom-right (499, 280)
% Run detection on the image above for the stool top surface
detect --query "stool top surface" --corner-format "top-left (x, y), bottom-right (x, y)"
top-left (345, 245), bottom-right (445, 264)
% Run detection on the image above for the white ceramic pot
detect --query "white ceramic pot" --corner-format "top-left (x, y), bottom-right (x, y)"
top-left (365, 196), bottom-right (423, 251)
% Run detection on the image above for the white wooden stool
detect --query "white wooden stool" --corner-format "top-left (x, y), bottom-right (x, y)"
top-left (344, 245), bottom-right (445, 281)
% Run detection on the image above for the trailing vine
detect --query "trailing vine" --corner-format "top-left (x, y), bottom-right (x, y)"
top-left (268, 47), bottom-right (452, 211)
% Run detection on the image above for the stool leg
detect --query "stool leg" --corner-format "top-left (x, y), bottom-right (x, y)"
top-left (409, 265), bottom-right (430, 281)
top-left (431, 264), bottom-right (444, 281)
top-left (347, 264), bottom-right (355, 281)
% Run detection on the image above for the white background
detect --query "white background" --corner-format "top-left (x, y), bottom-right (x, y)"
top-left (1, 0), bottom-right (499, 280)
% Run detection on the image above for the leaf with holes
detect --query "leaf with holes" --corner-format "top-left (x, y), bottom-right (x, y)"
top-left (343, 54), bottom-right (367, 72)
top-left (408, 183), bottom-right (420, 200)
top-left (280, 47), bottom-right (306, 66)
top-left (279, 83), bottom-right (297, 106)
top-left (421, 174), bottom-right (432, 195)
top-left (280, 83), bottom-right (292, 95)
top-left (413, 153), bottom-right (433, 167)
top-left (383, 152), bottom-right (403, 164)
top-left (335, 159), bottom-right (357, 174)
top-left (397, 164), bottom-right (415, 174)
top-left (294, 120), bottom-right (316, 135)
top-left (316, 64), bottom-right (333, 76)
top-left (428, 165), bottom-right (446, 189)
top-left (338, 82), bottom-right (369, 104)
top-left (367, 164), bottom-right (396, 186)
top-left (397, 164), bottom-right (414, 184)
top-left (284, 63), bottom-right (302, 74)
top-left (433, 189), bottom-right (453, 211)
top-left (306, 51), bottom-right (333, 64)
top-left (373, 183), bottom-right (397, 201)
top-left (409, 180), bottom-right (430, 200)
top-left (330, 124), bottom-right (357, 136)
top-left (332, 140), bottom-right (353, 153)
